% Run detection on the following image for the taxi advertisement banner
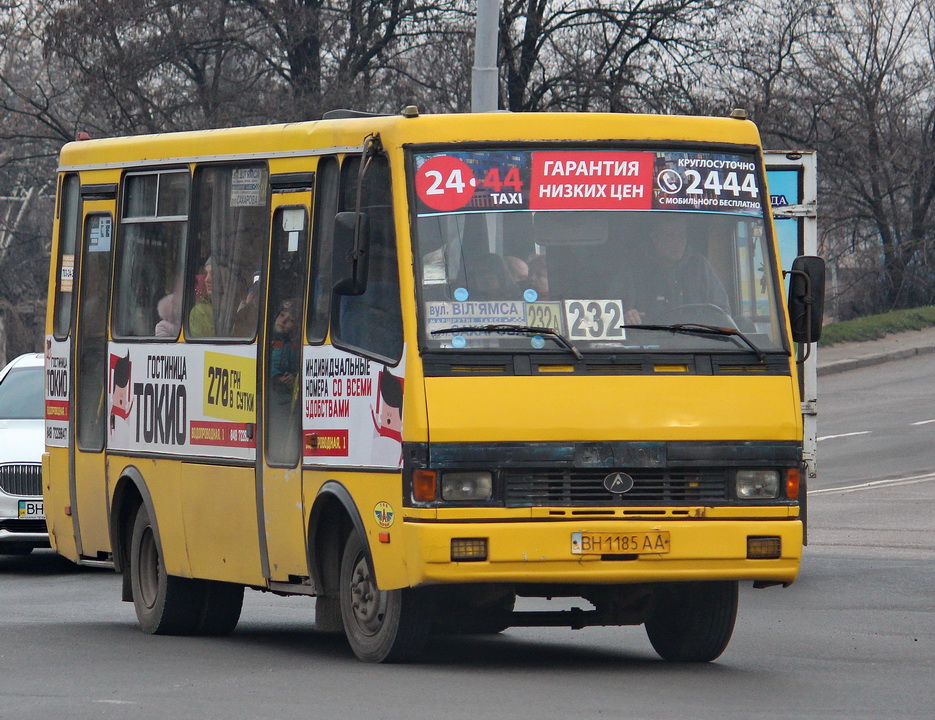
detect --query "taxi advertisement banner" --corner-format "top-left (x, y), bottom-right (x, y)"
top-left (413, 149), bottom-right (762, 217)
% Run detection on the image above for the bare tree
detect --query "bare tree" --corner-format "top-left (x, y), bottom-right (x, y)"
top-left (800, 0), bottom-right (935, 312)
top-left (0, 2), bottom-right (62, 357)
top-left (498, 0), bottom-right (729, 112)
top-left (40, 0), bottom-right (466, 129)
top-left (5, 0), bottom-right (935, 328)
top-left (708, 0), bottom-right (832, 134)
top-left (707, 0), bottom-right (935, 316)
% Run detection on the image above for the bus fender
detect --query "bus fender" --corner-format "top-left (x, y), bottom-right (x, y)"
top-left (307, 481), bottom-right (370, 594)
top-left (109, 465), bottom-right (159, 601)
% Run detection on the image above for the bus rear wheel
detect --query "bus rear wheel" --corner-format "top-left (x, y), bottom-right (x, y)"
top-left (195, 580), bottom-right (244, 636)
top-left (339, 531), bottom-right (432, 662)
top-left (644, 581), bottom-right (738, 662)
top-left (129, 505), bottom-right (243, 636)
top-left (130, 505), bottom-right (201, 634)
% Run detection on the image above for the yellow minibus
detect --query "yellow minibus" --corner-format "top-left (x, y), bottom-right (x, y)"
top-left (43, 108), bottom-right (824, 662)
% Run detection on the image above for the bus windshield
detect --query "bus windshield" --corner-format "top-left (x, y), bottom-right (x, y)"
top-left (411, 147), bottom-right (786, 356)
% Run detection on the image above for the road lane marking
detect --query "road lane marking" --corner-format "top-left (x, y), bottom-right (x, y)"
top-left (811, 471), bottom-right (935, 495)
top-left (817, 431), bottom-right (871, 442)
top-left (910, 418), bottom-right (935, 425)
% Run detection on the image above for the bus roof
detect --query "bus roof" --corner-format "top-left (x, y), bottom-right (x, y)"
top-left (58, 111), bottom-right (763, 172)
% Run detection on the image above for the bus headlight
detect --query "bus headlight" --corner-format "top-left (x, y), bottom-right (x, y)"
top-left (735, 469), bottom-right (780, 499)
top-left (441, 471), bottom-right (493, 501)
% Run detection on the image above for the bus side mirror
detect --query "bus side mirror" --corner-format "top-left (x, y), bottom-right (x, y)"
top-left (332, 211), bottom-right (370, 296)
top-left (787, 255), bottom-right (825, 343)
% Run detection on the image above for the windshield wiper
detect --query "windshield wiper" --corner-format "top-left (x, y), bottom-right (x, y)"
top-left (431, 324), bottom-right (584, 361)
top-left (620, 323), bottom-right (765, 362)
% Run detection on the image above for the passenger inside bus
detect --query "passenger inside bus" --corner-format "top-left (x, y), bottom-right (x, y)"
top-left (154, 293), bottom-right (180, 337)
top-left (188, 256), bottom-right (214, 337)
top-left (269, 299), bottom-right (299, 398)
top-left (623, 215), bottom-right (729, 325)
top-left (232, 271), bottom-right (261, 337)
top-left (463, 253), bottom-right (521, 300)
top-left (526, 254), bottom-right (549, 301)
top-left (504, 255), bottom-right (529, 285)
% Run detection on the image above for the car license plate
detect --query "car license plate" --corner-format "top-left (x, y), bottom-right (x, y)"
top-left (571, 531), bottom-right (670, 555)
top-left (18, 500), bottom-right (44, 519)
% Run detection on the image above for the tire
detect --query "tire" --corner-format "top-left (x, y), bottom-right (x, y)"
top-left (128, 505), bottom-right (204, 635)
top-left (645, 581), bottom-right (738, 662)
top-left (194, 580), bottom-right (244, 636)
top-left (339, 531), bottom-right (432, 662)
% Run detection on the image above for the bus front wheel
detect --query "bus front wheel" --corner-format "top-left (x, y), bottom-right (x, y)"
top-left (339, 531), bottom-right (432, 662)
top-left (644, 581), bottom-right (738, 662)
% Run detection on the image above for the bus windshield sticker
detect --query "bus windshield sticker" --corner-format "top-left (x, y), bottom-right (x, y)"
top-left (88, 216), bottom-right (113, 252)
top-left (413, 150), bottom-right (762, 217)
top-left (564, 300), bottom-right (625, 341)
top-left (530, 151), bottom-right (653, 211)
top-left (59, 254), bottom-right (75, 292)
top-left (524, 302), bottom-right (564, 333)
top-left (230, 167), bottom-right (266, 207)
top-left (426, 301), bottom-right (526, 331)
top-left (425, 300), bottom-right (630, 345)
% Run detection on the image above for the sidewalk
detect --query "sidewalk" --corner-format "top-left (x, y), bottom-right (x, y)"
top-left (816, 325), bottom-right (935, 376)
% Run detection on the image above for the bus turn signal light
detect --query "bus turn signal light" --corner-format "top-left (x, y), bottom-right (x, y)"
top-left (413, 469), bottom-right (438, 502)
top-left (786, 468), bottom-right (800, 500)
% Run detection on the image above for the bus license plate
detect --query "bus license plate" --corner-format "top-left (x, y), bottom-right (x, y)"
top-left (18, 500), bottom-right (44, 519)
top-left (571, 531), bottom-right (670, 555)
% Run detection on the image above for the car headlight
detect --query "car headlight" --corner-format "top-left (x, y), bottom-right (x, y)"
top-left (441, 471), bottom-right (493, 501)
top-left (735, 469), bottom-right (780, 499)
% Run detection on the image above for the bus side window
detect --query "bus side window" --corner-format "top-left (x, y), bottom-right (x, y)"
top-left (307, 156), bottom-right (338, 344)
top-left (186, 164), bottom-right (269, 340)
top-left (53, 174), bottom-right (81, 338)
top-left (76, 214), bottom-right (113, 451)
top-left (331, 155), bottom-right (403, 365)
top-left (113, 171), bottom-right (189, 339)
top-left (265, 206), bottom-right (309, 467)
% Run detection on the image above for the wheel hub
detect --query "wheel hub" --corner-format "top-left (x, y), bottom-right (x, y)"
top-left (138, 527), bottom-right (159, 609)
top-left (349, 555), bottom-right (387, 636)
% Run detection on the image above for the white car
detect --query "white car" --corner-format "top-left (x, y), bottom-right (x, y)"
top-left (0, 352), bottom-right (49, 555)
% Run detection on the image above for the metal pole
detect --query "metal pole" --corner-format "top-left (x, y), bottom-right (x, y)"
top-left (472, 0), bottom-right (499, 112)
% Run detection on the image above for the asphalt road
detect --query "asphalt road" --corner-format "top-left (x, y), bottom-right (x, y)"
top-left (817, 352), bottom-right (935, 486)
top-left (1, 354), bottom-right (933, 719)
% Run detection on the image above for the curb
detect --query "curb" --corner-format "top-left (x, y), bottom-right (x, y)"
top-left (817, 345), bottom-right (935, 377)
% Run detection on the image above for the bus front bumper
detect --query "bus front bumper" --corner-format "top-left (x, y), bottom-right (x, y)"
top-left (401, 517), bottom-right (802, 586)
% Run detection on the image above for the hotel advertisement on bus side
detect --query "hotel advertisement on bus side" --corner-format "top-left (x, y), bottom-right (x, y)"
top-left (105, 343), bottom-right (257, 461)
top-left (44, 338), bottom-right (405, 469)
top-left (44, 336), bottom-right (71, 447)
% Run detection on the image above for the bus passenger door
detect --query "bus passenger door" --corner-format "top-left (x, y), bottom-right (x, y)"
top-left (72, 203), bottom-right (115, 558)
top-left (257, 192), bottom-right (311, 582)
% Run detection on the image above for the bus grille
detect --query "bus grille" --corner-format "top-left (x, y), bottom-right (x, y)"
top-left (503, 468), bottom-right (727, 506)
top-left (0, 464), bottom-right (43, 497)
